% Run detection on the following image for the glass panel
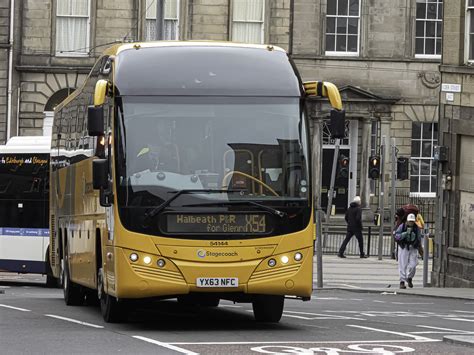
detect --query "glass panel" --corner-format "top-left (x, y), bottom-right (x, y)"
top-left (470, 34), bottom-right (474, 60)
top-left (415, 38), bottom-right (424, 54)
top-left (233, 0), bottom-right (264, 21)
top-left (427, 3), bottom-right (437, 19)
top-left (412, 122), bottom-right (421, 139)
top-left (416, 3), bottom-right (426, 19)
top-left (336, 34), bottom-right (347, 51)
top-left (349, 0), bottom-right (359, 16)
top-left (146, 0), bottom-right (156, 18)
top-left (420, 160), bottom-right (430, 175)
top-left (416, 21), bottom-right (424, 37)
top-left (327, 17), bottom-right (336, 34)
top-left (422, 142), bottom-right (432, 157)
top-left (420, 177), bottom-right (430, 192)
top-left (410, 176), bottom-right (419, 193)
top-left (232, 22), bottom-right (262, 44)
top-left (347, 35), bottom-right (357, 52)
top-left (436, 39), bottom-right (441, 55)
top-left (411, 159), bottom-right (420, 175)
top-left (426, 21), bottom-right (435, 37)
top-left (326, 34), bottom-right (335, 51)
top-left (422, 123), bottom-right (433, 139)
top-left (411, 140), bottom-right (420, 157)
top-left (425, 38), bottom-right (435, 54)
top-left (470, 0), bottom-right (474, 7)
top-left (431, 177), bottom-right (437, 192)
top-left (436, 22), bottom-right (442, 37)
top-left (165, 0), bottom-right (179, 19)
top-left (56, 17), bottom-right (88, 53)
top-left (471, 12), bottom-right (474, 34)
top-left (336, 17), bottom-right (347, 34)
top-left (338, 0), bottom-right (348, 16)
top-left (431, 161), bottom-right (437, 175)
top-left (348, 18), bottom-right (358, 34)
top-left (327, 0), bottom-right (337, 15)
top-left (437, 3), bottom-right (443, 19)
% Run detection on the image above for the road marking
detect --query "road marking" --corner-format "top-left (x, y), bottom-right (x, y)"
top-left (0, 304), bottom-right (30, 312)
top-left (413, 325), bottom-right (474, 334)
top-left (391, 302), bottom-right (434, 305)
top-left (170, 339), bottom-right (440, 345)
top-left (372, 300), bottom-right (386, 303)
top-left (327, 283), bottom-right (362, 289)
top-left (444, 318), bottom-right (474, 323)
top-left (347, 325), bottom-right (433, 341)
top-left (284, 310), bottom-right (366, 321)
top-left (220, 305), bottom-right (242, 308)
top-left (454, 310), bottom-right (474, 314)
top-left (133, 336), bottom-right (198, 354)
top-left (45, 314), bottom-right (104, 329)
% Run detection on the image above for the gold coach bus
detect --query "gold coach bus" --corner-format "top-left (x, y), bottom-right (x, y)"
top-left (49, 42), bottom-right (344, 323)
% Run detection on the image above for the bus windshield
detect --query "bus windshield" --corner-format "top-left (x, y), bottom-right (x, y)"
top-left (115, 96), bottom-right (311, 237)
top-left (0, 153), bottom-right (49, 230)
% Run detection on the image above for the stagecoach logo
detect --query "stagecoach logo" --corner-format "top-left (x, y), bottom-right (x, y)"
top-left (196, 249), bottom-right (238, 258)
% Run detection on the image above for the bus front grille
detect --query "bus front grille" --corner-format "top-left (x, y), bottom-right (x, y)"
top-left (249, 264), bottom-right (301, 282)
top-left (131, 264), bottom-right (185, 284)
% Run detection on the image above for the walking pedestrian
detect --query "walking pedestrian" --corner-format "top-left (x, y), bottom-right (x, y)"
top-left (394, 213), bottom-right (422, 289)
top-left (338, 196), bottom-right (367, 258)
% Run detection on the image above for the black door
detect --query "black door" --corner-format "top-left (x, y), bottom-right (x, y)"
top-left (321, 148), bottom-right (350, 214)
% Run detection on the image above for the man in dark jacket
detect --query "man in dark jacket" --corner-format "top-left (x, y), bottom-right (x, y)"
top-left (338, 196), bottom-right (367, 258)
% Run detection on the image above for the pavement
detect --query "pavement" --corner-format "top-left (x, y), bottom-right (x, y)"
top-left (314, 254), bottom-right (474, 347)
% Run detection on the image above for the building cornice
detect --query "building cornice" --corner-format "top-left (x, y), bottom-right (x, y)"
top-left (15, 65), bottom-right (92, 74)
top-left (439, 64), bottom-right (474, 75)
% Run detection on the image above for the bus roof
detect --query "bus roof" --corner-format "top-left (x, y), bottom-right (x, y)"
top-left (114, 41), bottom-right (302, 97)
top-left (0, 136), bottom-right (51, 154)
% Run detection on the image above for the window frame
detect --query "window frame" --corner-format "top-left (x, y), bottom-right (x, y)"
top-left (465, 0), bottom-right (474, 63)
top-left (55, 0), bottom-right (91, 57)
top-left (230, 0), bottom-right (266, 45)
top-left (414, 0), bottom-right (443, 59)
top-left (145, 0), bottom-right (180, 41)
top-left (325, 0), bottom-right (361, 57)
top-left (409, 122), bottom-right (438, 198)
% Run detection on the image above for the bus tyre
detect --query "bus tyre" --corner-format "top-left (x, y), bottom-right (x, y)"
top-left (252, 295), bottom-right (284, 323)
top-left (63, 258), bottom-right (84, 306)
top-left (98, 268), bottom-right (126, 323)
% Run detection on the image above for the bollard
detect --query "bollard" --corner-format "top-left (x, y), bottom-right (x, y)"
top-left (422, 223), bottom-right (429, 287)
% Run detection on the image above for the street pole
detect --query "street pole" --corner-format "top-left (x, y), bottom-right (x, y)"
top-left (312, 118), bottom-right (324, 289)
top-left (155, 0), bottom-right (165, 40)
top-left (326, 139), bottom-right (340, 222)
top-left (377, 135), bottom-right (386, 260)
top-left (390, 138), bottom-right (397, 259)
top-left (423, 223), bottom-right (430, 287)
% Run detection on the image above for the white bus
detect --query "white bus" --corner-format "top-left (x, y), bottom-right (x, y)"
top-left (0, 136), bottom-right (56, 286)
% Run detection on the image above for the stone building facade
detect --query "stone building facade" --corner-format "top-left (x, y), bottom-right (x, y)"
top-left (2, 0), bottom-right (442, 215)
top-left (433, 0), bottom-right (474, 287)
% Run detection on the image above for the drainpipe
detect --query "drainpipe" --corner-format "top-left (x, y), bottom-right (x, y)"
top-left (6, 0), bottom-right (15, 141)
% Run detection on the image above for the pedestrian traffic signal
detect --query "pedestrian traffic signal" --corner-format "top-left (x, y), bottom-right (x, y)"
top-left (397, 157), bottom-right (410, 180)
top-left (369, 156), bottom-right (381, 179)
top-left (337, 154), bottom-right (350, 178)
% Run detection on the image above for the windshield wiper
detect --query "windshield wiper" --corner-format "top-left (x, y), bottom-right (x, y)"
top-left (143, 189), bottom-right (239, 225)
top-left (182, 200), bottom-right (286, 219)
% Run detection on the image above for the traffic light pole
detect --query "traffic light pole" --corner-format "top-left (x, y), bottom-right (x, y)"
top-left (377, 136), bottom-right (386, 260)
top-left (326, 139), bottom-right (340, 222)
top-left (155, 0), bottom-right (165, 40)
top-left (390, 138), bottom-right (397, 259)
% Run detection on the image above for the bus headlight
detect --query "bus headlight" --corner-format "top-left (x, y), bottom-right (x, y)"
top-left (143, 256), bottom-right (152, 265)
top-left (281, 255), bottom-right (289, 264)
top-left (129, 253), bottom-right (138, 262)
top-left (157, 259), bottom-right (166, 268)
top-left (294, 252), bottom-right (303, 261)
top-left (268, 258), bottom-right (276, 267)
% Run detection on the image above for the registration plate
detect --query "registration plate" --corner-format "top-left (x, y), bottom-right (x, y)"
top-left (196, 277), bottom-right (238, 288)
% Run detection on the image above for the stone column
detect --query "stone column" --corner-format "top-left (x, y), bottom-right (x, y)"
top-left (380, 114), bottom-right (393, 206)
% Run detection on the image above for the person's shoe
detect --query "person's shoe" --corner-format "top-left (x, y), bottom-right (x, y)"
top-left (337, 253), bottom-right (346, 258)
top-left (360, 254), bottom-right (368, 258)
top-left (407, 278), bottom-right (413, 288)
top-left (399, 281), bottom-right (406, 289)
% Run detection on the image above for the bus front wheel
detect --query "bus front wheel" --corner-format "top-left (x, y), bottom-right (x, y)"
top-left (98, 268), bottom-right (126, 323)
top-left (252, 295), bottom-right (284, 323)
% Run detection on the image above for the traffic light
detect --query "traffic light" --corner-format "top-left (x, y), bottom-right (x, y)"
top-left (397, 157), bottom-right (409, 180)
top-left (337, 154), bottom-right (350, 178)
top-left (369, 156), bottom-right (381, 179)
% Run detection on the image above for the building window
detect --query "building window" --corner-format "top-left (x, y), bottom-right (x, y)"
top-left (231, 0), bottom-right (265, 44)
top-left (325, 0), bottom-right (360, 56)
top-left (56, 0), bottom-right (90, 56)
top-left (410, 122), bottom-right (438, 196)
top-left (415, 0), bottom-right (443, 58)
top-left (145, 0), bottom-right (179, 41)
top-left (466, 0), bottom-right (474, 62)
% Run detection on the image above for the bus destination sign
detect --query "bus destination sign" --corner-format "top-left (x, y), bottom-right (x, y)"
top-left (164, 213), bottom-right (270, 234)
